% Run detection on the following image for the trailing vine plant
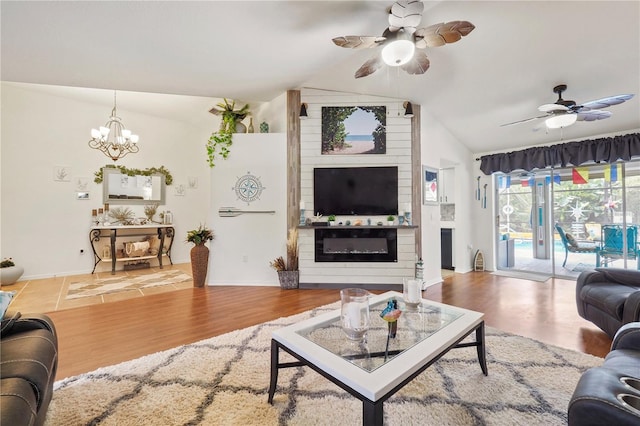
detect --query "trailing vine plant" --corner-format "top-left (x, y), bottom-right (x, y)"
top-left (94, 165), bottom-right (173, 185)
top-left (206, 98), bottom-right (250, 167)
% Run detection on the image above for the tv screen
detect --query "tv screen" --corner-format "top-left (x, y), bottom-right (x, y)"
top-left (313, 166), bottom-right (398, 215)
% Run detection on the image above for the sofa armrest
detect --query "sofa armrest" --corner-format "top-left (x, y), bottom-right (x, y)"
top-left (623, 292), bottom-right (640, 325)
top-left (611, 322), bottom-right (640, 351)
top-left (1, 312), bottom-right (57, 342)
top-left (595, 267), bottom-right (640, 287)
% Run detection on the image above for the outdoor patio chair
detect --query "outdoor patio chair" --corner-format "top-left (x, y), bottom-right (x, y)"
top-left (596, 225), bottom-right (639, 270)
top-left (555, 223), bottom-right (598, 268)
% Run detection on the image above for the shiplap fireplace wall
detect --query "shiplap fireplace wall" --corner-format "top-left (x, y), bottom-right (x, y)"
top-left (298, 88), bottom-right (417, 287)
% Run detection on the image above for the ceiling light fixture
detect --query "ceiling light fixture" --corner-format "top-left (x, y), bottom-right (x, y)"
top-left (299, 103), bottom-right (308, 119)
top-left (403, 101), bottom-right (414, 118)
top-left (545, 113), bottom-right (577, 129)
top-left (88, 91), bottom-right (139, 162)
top-left (381, 30), bottom-right (415, 66)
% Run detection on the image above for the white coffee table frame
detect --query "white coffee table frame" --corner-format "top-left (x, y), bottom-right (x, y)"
top-left (267, 291), bottom-right (487, 425)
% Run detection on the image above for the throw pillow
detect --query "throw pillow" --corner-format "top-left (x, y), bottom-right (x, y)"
top-left (565, 232), bottom-right (578, 248)
top-left (0, 290), bottom-right (16, 319)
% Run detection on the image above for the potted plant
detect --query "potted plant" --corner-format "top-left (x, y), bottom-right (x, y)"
top-left (186, 225), bottom-right (214, 287)
top-left (387, 215), bottom-right (395, 225)
top-left (206, 98), bottom-right (251, 167)
top-left (328, 214), bottom-right (336, 226)
top-left (1, 258), bottom-right (24, 285)
top-left (270, 228), bottom-right (299, 289)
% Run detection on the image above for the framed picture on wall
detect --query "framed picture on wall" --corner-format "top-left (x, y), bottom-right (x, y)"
top-left (423, 166), bottom-right (439, 205)
top-left (321, 106), bottom-right (386, 155)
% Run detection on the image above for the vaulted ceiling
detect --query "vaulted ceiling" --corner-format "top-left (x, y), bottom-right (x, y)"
top-left (2, 1), bottom-right (638, 154)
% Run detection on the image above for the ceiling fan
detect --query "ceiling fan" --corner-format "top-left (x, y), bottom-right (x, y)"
top-left (332, 0), bottom-right (475, 78)
top-left (501, 84), bottom-right (634, 130)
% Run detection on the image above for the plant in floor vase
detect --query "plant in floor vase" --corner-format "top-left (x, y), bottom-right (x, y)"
top-left (270, 228), bottom-right (299, 289)
top-left (186, 225), bottom-right (214, 287)
top-left (1, 258), bottom-right (24, 285)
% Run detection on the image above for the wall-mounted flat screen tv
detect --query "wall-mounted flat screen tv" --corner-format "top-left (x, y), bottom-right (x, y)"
top-left (313, 166), bottom-right (398, 215)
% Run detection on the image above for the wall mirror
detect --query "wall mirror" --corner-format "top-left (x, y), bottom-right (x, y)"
top-left (422, 165), bottom-right (439, 205)
top-left (102, 167), bottom-right (165, 205)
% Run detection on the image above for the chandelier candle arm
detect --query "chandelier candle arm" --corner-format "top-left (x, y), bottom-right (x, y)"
top-left (88, 91), bottom-right (139, 162)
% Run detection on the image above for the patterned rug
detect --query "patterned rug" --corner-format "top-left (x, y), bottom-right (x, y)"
top-left (571, 263), bottom-right (596, 273)
top-left (66, 270), bottom-right (192, 299)
top-left (47, 302), bottom-right (602, 425)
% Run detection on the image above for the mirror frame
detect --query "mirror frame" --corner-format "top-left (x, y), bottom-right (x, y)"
top-left (422, 165), bottom-right (439, 205)
top-left (102, 167), bottom-right (166, 205)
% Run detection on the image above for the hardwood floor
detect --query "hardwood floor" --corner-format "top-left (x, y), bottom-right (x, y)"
top-left (35, 270), bottom-right (611, 381)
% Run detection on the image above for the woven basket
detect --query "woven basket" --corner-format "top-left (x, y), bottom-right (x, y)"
top-left (277, 271), bottom-right (299, 290)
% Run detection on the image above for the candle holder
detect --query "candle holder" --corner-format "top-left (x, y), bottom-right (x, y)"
top-left (340, 288), bottom-right (370, 341)
top-left (299, 208), bottom-right (306, 226)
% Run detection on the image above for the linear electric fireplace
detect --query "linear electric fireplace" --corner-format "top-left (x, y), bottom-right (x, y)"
top-left (315, 228), bottom-right (397, 262)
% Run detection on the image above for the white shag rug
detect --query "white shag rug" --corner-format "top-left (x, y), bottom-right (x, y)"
top-left (47, 303), bottom-right (601, 425)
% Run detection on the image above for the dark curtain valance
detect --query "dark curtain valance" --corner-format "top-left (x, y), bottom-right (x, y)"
top-left (479, 132), bottom-right (640, 175)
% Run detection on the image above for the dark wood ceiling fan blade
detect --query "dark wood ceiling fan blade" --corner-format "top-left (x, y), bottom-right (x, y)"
top-left (414, 21), bottom-right (475, 48)
top-left (577, 110), bottom-right (612, 121)
top-left (577, 94), bottom-right (634, 111)
top-left (388, 0), bottom-right (424, 33)
top-left (401, 50), bottom-right (430, 75)
top-left (499, 115), bottom-right (548, 127)
top-left (355, 55), bottom-right (384, 78)
top-left (332, 36), bottom-right (386, 49)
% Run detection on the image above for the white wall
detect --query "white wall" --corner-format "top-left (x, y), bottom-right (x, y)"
top-left (419, 111), bottom-right (476, 282)
top-left (207, 133), bottom-right (287, 286)
top-left (1, 82), bottom-right (214, 278)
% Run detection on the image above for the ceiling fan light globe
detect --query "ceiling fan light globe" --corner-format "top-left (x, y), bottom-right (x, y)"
top-left (545, 113), bottom-right (577, 129)
top-left (381, 40), bottom-right (415, 66)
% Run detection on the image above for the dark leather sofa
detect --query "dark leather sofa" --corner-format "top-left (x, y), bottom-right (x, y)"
top-left (576, 268), bottom-right (640, 338)
top-left (569, 322), bottom-right (640, 425)
top-left (1, 312), bottom-right (58, 426)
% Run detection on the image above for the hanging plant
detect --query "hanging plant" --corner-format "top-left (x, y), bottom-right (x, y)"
top-left (94, 165), bottom-right (173, 185)
top-left (206, 98), bottom-right (250, 167)
top-left (206, 132), bottom-right (233, 167)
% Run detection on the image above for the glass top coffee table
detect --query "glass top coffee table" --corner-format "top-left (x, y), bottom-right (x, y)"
top-left (267, 291), bottom-right (487, 425)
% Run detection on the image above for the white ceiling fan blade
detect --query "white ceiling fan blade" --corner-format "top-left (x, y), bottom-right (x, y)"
top-left (500, 115), bottom-right (547, 127)
top-left (388, 0), bottom-right (424, 34)
top-left (577, 109), bottom-right (612, 121)
top-left (538, 103), bottom-right (569, 113)
top-left (578, 94), bottom-right (634, 111)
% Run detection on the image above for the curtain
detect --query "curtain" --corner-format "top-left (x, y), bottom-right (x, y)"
top-left (479, 133), bottom-right (640, 175)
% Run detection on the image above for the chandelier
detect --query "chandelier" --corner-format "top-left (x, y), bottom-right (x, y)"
top-left (88, 91), bottom-right (139, 161)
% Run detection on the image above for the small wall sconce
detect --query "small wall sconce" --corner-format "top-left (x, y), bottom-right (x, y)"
top-left (300, 103), bottom-right (308, 119)
top-left (403, 101), bottom-right (414, 118)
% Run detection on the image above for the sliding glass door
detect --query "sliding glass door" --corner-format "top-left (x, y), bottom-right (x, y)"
top-left (496, 160), bottom-right (640, 278)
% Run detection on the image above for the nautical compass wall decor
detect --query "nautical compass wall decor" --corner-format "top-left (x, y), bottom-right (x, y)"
top-left (233, 171), bottom-right (265, 204)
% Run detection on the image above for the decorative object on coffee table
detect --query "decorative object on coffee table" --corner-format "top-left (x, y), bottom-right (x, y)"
top-left (186, 224), bottom-right (214, 287)
top-left (270, 228), bottom-right (299, 289)
top-left (0, 258), bottom-right (23, 285)
top-left (380, 298), bottom-right (402, 339)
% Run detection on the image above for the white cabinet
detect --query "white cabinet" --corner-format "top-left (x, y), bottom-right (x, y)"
top-left (439, 168), bottom-right (455, 204)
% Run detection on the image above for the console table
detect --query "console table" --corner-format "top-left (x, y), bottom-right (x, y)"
top-left (89, 224), bottom-right (175, 274)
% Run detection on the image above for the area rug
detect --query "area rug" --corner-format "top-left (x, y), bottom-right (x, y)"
top-left (491, 270), bottom-right (551, 282)
top-left (66, 270), bottom-right (192, 299)
top-left (571, 263), bottom-right (596, 273)
top-left (47, 303), bottom-right (602, 425)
